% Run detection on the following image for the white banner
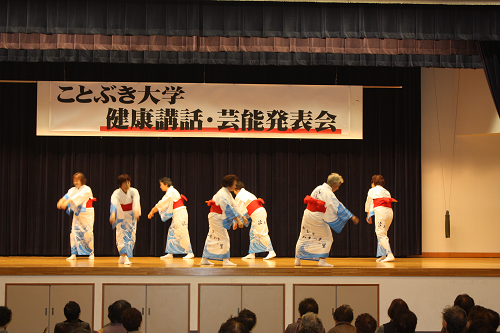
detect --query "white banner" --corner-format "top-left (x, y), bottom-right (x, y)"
top-left (37, 81), bottom-right (363, 139)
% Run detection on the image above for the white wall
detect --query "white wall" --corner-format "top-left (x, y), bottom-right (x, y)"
top-left (421, 68), bottom-right (500, 253)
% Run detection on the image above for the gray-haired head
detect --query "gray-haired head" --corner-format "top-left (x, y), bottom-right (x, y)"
top-left (327, 173), bottom-right (344, 187)
top-left (300, 312), bottom-right (324, 331)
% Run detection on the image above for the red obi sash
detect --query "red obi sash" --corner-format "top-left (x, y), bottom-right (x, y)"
top-left (304, 195), bottom-right (326, 213)
top-left (373, 197), bottom-right (397, 208)
top-left (247, 198), bottom-right (265, 215)
top-left (173, 194), bottom-right (187, 209)
top-left (206, 199), bottom-right (223, 214)
top-left (86, 198), bottom-right (96, 208)
top-left (121, 202), bottom-right (133, 211)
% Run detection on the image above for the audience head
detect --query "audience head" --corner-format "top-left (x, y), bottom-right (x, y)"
top-left (300, 312), bottom-right (324, 331)
top-left (63, 301), bottom-right (81, 321)
top-left (218, 316), bottom-right (248, 333)
top-left (355, 313), bottom-right (378, 333)
top-left (333, 304), bottom-right (354, 323)
top-left (72, 329), bottom-right (91, 333)
top-left (298, 325), bottom-right (323, 333)
top-left (488, 309), bottom-right (499, 330)
top-left (468, 306), bottom-right (499, 331)
top-left (238, 309), bottom-right (256, 332)
top-left (454, 294), bottom-right (475, 316)
top-left (298, 298), bottom-right (319, 316)
top-left (442, 306), bottom-right (467, 333)
top-left (121, 307), bottom-right (142, 332)
top-left (468, 320), bottom-right (496, 333)
top-left (108, 299), bottom-right (131, 323)
top-left (393, 309), bottom-right (417, 333)
top-left (388, 298), bottom-right (409, 320)
top-left (0, 306), bottom-right (12, 328)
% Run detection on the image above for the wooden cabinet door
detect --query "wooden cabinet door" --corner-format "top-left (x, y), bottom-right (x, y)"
top-left (241, 285), bottom-right (285, 333)
top-left (199, 285), bottom-right (241, 333)
top-left (146, 285), bottom-right (189, 333)
top-left (49, 284), bottom-right (94, 333)
top-left (336, 285), bottom-right (379, 323)
top-left (102, 285), bottom-right (147, 328)
top-left (5, 285), bottom-right (50, 333)
top-left (294, 285), bottom-right (337, 330)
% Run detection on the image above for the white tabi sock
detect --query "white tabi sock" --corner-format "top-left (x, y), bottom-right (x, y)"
top-left (66, 254), bottom-right (76, 261)
top-left (223, 258), bottom-right (237, 266)
top-left (161, 254), bottom-right (173, 259)
top-left (199, 257), bottom-right (214, 265)
top-left (242, 253), bottom-right (255, 259)
top-left (183, 253), bottom-right (195, 259)
top-left (264, 251), bottom-right (276, 260)
top-left (318, 258), bottom-right (333, 267)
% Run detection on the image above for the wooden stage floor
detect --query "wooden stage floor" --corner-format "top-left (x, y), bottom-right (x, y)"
top-left (2, 256), bottom-right (500, 276)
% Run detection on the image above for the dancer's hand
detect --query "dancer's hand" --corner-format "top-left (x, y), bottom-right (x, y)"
top-left (232, 222), bottom-right (238, 230)
top-left (109, 213), bottom-right (115, 225)
top-left (351, 215), bottom-right (360, 225)
top-left (366, 216), bottom-right (372, 224)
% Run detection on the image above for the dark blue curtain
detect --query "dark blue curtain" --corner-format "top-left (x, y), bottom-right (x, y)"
top-left (478, 41), bottom-right (500, 117)
top-left (0, 62), bottom-right (421, 258)
top-left (1, 0), bottom-right (500, 40)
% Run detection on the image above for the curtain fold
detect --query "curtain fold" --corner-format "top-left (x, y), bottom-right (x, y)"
top-left (477, 41), bottom-right (500, 117)
top-left (0, 62), bottom-right (421, 257)
top-left (0, 49), bottom-right (483, 68)
top-left (1, 0), bottom-right (500, 40)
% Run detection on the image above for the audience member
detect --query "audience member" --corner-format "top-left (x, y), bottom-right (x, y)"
top-left (300, 312), bottom-right (324, 332)
top-left (393, 309), bottom-right (417, 333)
top-left (328, 304), bottom-right (356, 333)
top-left (0, 306), bottom-right (12, 333)
top-left (453, 294), bottom-right (475, 316)
top-left (299, 326), bottom-right (323, 333)
top-left (355, 313), bottom-right (378, 333)
top-left (219, 317), bottom-right (249, 333)
top-left (285, 298), bottom-right (320, 333)
top-left (487, 309), bottom-right (499, 331)
top-left (238, 309), bottom-right (257, 332)
top-left (442, 306), bottom-right (467, 333)
top-left (468, 320), bottom-right (496, 333)
top-left (100, 300), bottom-right (131, 333)
top-left (54, 301), bottom-right (91, 333)
top-left (376, 299), bottom-right (409, 333)
top-left (121, 308), bottom-right (143, 333)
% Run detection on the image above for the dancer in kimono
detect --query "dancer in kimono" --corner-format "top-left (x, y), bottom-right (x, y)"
top-left (110, 174), bottom-right (141, 265)
top-left (295, 173), bottom-right (359, 267)
top-left (147, 177), bottom-right (194, 259)
top-left (200, 174), bottom-right (246, 266)
top-left (57, 172), bottom-right (96, 260)
top-left (365, 174), bottom-right (397, 262)
top-left (234, 181), bottom-right (276, 260)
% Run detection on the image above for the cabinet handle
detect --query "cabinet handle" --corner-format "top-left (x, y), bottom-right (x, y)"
top-left (45, 308), bottom-right (47, 316)
top-left (52, 308), bottom-right (54, 315)
top-left (142, 308), bottom-right (144, 315)
top-left (148, 308), bottom-right (150, 315)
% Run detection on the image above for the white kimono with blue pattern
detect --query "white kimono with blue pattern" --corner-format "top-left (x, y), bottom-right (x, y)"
top-left (234, 188), bottom-right (274, 254)
top-left (202, 187), bottom-right (242, 260)
top-left (64, 185), bottom-right (94, 256)
top-left (155, 186), bottom-right (193, 255)
top-left (365, 185), bottom-right (394, 257)
top-left (295, 183), bottom-right (353, 261)
top-left (110, 187), bottom-right (141, 258)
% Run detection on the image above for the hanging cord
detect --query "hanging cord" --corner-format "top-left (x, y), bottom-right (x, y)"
top-left (433, 68), bottom-right (460, 212)
top-left (448, 69), bottom-right (460, 209)
top-left (433, 68), bottom-right (447, 210)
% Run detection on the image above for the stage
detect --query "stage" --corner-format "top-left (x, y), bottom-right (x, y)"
top-left (2, 256), bottom-right (500, 276)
